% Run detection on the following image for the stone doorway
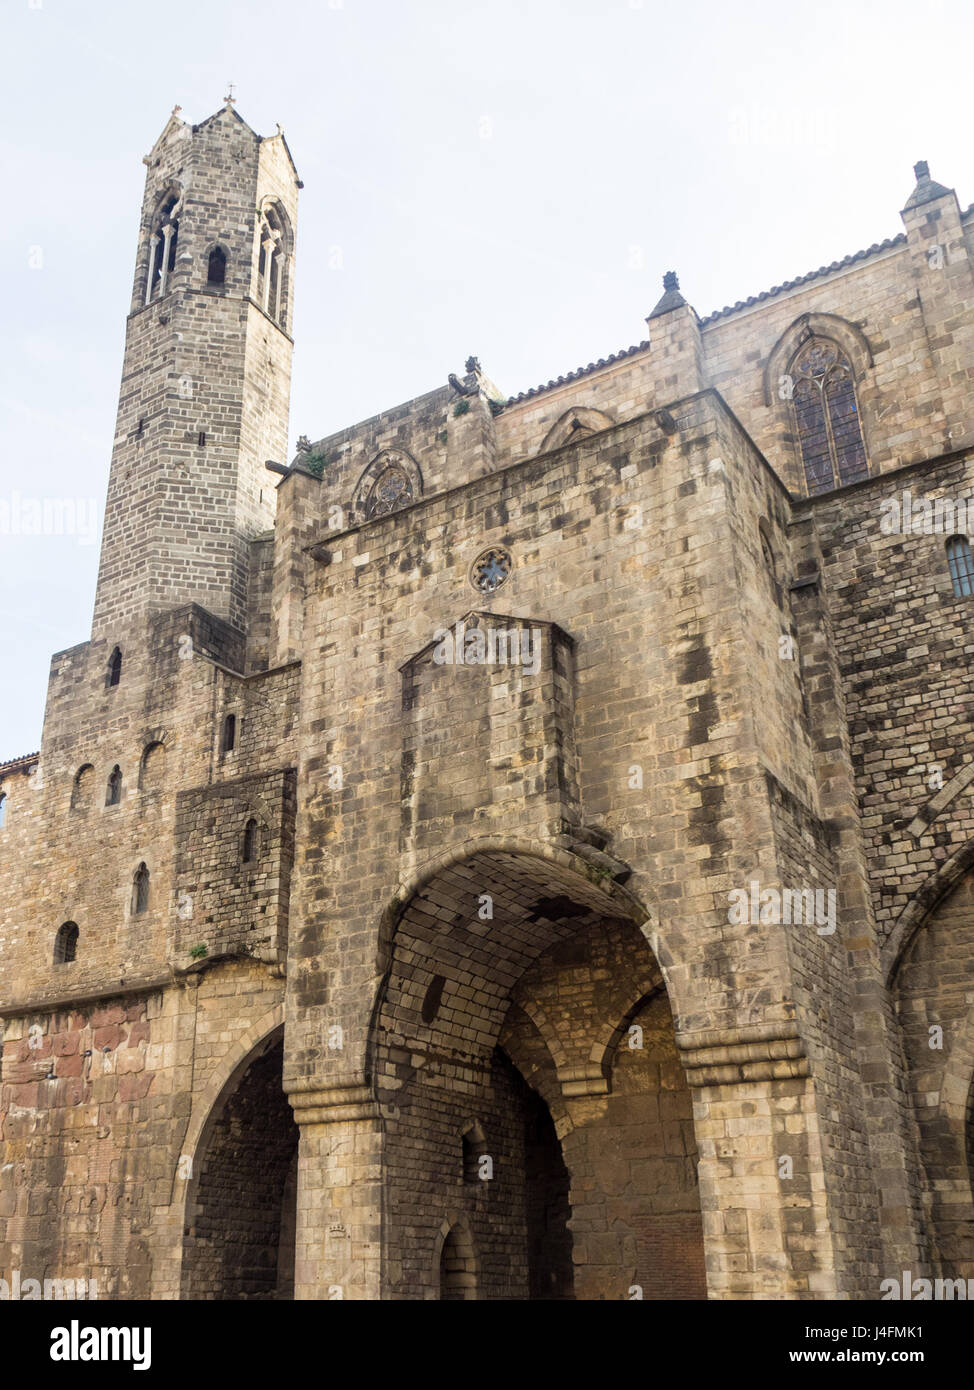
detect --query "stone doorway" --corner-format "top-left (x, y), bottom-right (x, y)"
top-left (180, 1030), bottom-right (298, 1299)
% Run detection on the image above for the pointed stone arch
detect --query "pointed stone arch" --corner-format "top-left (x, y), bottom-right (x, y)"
top-left (369, 841), bottom-right (704, 1299)
top-left (175, 1007), bottom-right (297, 1299)
top-left (763, 311), bottom-right (874, 408)
top-left (883, 834), bottom-right (974, 985)
top-left (351, 448), bottom-right (423, 523)
top-left (537, 406), bottom-right (615, 455)
top-left (433, 1214), bottom-right (479, 1300)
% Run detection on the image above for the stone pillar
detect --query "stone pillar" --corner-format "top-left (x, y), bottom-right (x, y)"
top-left (645, 271), bottom-right (706, 397)
top-left (288, 1085), bottom-right (384, 1300)
top-left (680, 1026), bottom-right (839, 1298)
top-left (900, 162), bottom-right (974, 457)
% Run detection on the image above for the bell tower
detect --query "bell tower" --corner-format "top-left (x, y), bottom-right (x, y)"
top-left (91, 101), bottom-right (300, 641)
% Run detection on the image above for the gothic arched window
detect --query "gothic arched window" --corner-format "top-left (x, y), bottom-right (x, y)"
top-left (366, 466), bottom-right (414, 519)
top-left (132, 863), bottom-right (150, 915)
top-left (54, 922), bottom-right (78, 965)
top-left (146, 195), bottom-right (180, 304)
top-left (946, 535), bottom-right (974, 597)
top-left (257, 203), bottom-right (290, 326)
top-left (107, 646), bottom-right (122, 689)
top-left (790, 339), bottom-right (869, 495)
top-left (106, 765), bottom-right (122, 806)
top-left (0, 791), bottom-right (6, 830)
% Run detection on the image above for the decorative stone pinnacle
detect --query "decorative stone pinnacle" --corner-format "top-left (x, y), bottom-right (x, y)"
top-left (465, 356), bottom-right (481, 375)
top-left (296, 435), bottom-right (312, 454)
top-left (663, 271), bottom-right (680, 291)
top-left (914, 160), bottom-right (929, 181)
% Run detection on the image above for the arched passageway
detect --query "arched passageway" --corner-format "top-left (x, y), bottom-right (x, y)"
top-left (893, 867), bottom-right (974, 1277)
top-left (374, 846), bottom-right (707, 1299)
top-left (181, 1031), bottom-right (298, 1299)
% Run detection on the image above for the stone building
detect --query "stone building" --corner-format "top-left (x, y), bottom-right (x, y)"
top-left (1, 102), bottom-right (973, 1300)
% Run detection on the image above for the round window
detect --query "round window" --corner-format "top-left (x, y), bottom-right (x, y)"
top-left (470, 547), bottom-right (512, 594)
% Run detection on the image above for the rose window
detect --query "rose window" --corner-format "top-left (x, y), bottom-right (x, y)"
top-left (471, 547), bottom-right (512, 593)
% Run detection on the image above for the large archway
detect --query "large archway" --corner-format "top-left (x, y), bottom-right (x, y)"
top-left (892, 865), bottom-right (974, 1278)
top-left (372, 846), bottom-right (707, 1300)
top-left (181, 1029), bottom-right (299, 1299)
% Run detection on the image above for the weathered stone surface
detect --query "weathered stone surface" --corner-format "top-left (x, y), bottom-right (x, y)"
top-left (1, 111), bottom-right (972, 1300)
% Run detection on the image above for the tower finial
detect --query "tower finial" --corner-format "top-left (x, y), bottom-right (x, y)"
top-left (224, 81), bottom-right (236, 106)
top-left (647, 270), bottom-right (688, 320)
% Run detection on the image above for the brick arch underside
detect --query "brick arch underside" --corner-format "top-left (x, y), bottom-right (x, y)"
top-left (374, 849), bottom-right (707, 1300)
top-left (892, 867), bottom-right (974, 1278)
top-left (180, 1028), bottom-right (298, 1299)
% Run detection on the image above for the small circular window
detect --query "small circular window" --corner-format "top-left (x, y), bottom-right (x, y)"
top-left (470, 547), bottom-right (512, 594)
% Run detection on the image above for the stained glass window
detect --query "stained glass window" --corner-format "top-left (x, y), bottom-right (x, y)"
top-left (790, 340), bottom-right (868, 495)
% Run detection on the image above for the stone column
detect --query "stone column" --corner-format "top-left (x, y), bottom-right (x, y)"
top-left (680, 1026), bottom-right (839, 1298)
top-left (288, 1085), bottom-right (384, 1301)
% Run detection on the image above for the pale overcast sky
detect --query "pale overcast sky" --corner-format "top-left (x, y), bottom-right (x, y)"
top-left (1, 0), bottom-right (972, 755)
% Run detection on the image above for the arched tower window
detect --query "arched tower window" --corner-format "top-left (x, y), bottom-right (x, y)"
top-left (0, 791), bottom-right (6, 830)
top-left (243, 817), bottom-right (259, 863)
top-left (946, 535), bottom-right (974, 597)
top-left (790, 339), bottom-right (869, 495)
top-left (146, 195), bottom-right (181, 304)
top-left (107, 646), bottom-right (122, 689)
top-left (207, 246), bottom-right (227, 287)
top-left (132, 863), bottom-right (150, 915)
top-left (106, 765), bottom-right (122, 806)
top-left (54, 922), bottom-right (79, 965)
top-left (256, 203), bottom-right (290, 326)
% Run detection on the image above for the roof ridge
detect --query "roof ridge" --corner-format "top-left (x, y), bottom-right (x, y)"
top-left (504, 340), bottom-right (651, 406)
top-left (0, 751), bottom-right (39, 774)
top-left (698, 232), bottom-right (908, 326)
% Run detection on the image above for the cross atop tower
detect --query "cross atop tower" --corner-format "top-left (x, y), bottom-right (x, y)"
top-left (225, 81), bottom-right (236, 106)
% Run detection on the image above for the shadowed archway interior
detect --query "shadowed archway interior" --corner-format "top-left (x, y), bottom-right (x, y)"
top-left (181, 1033), bottom-right (298, 1299)
top-left (375, 848), bottom-right (706, 1300)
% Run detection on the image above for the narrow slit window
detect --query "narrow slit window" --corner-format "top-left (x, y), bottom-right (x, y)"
top-left (106, 765), bottom-right (122, 806)
top-left (243, 817), bottom-right (259, 863)
top-left (222, 713), bottom-right (236, 753)
top-left (107, 646), bottom-right (122, 688)
top-left (946, 534), bottom-right (974, 597)
top-left (54, 922), bottom-right (79, 965)
top-left (132, 863), bottom-right (150, 915)
top-left (0, 792), bottom-right (6, 829)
